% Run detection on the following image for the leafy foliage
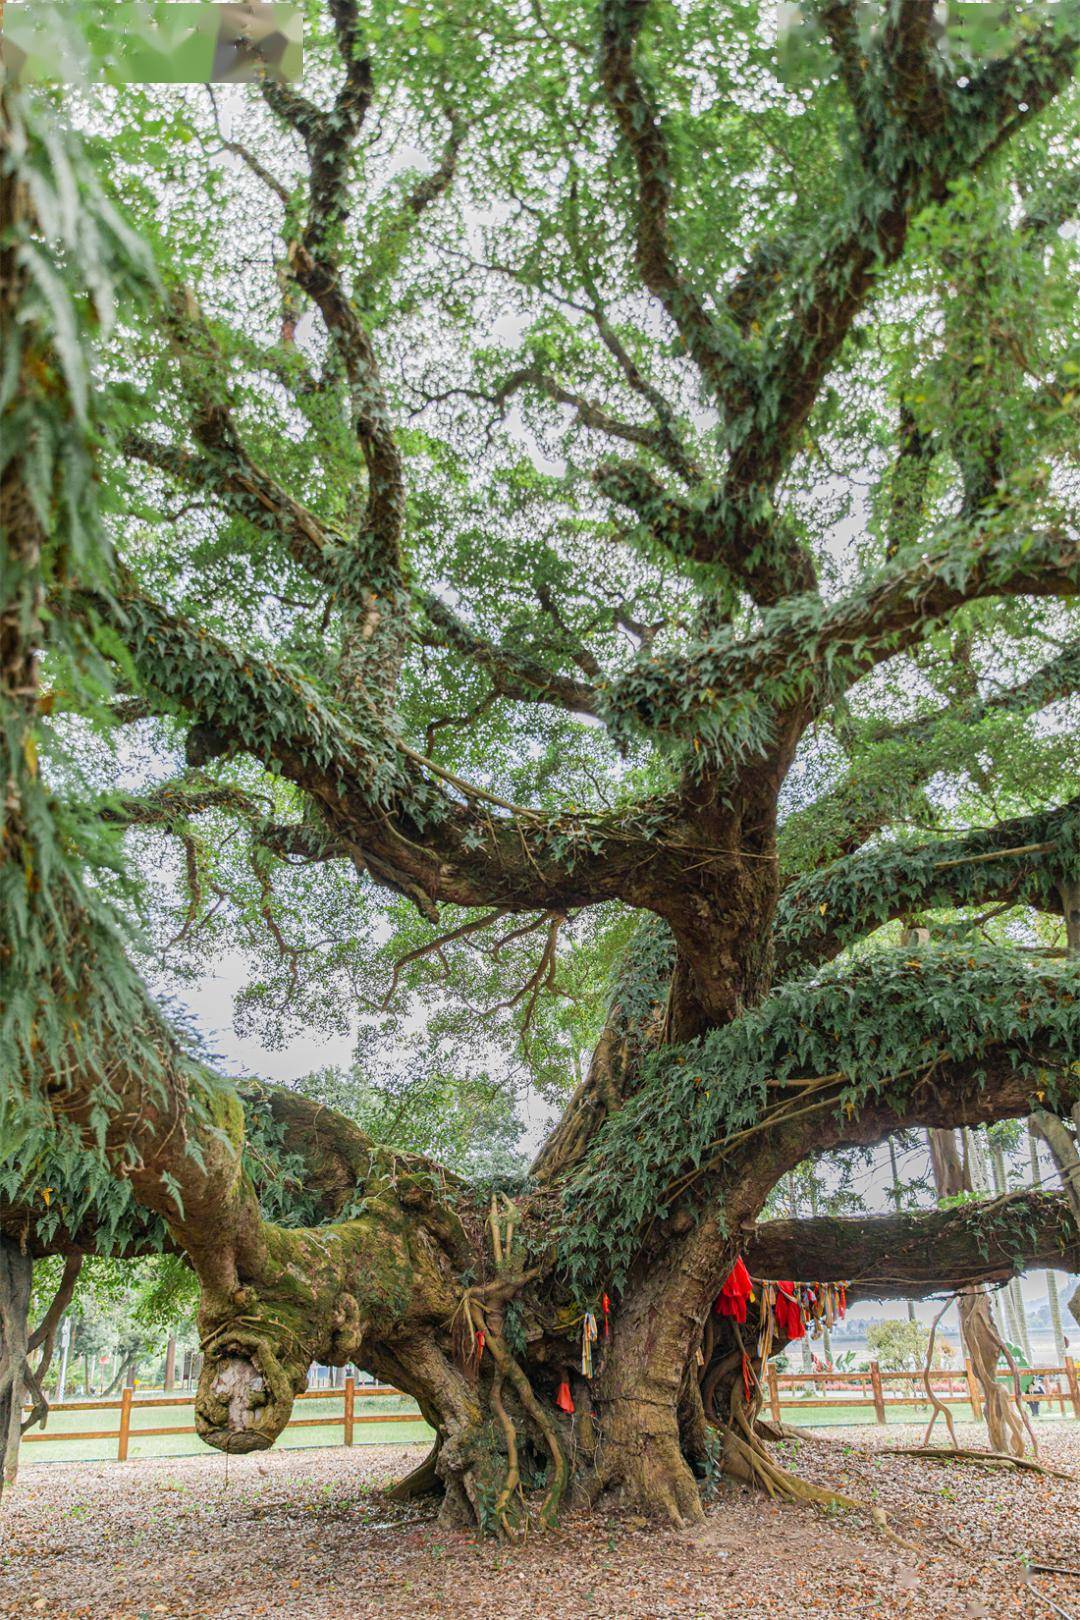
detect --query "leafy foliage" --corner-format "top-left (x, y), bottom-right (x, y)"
top-left (0, 78), bottom-right (170, 1158)
top-left (4, 5), bottom-right (1080, 1392)
top-left (560, 946), bottom-right (1080, 1294)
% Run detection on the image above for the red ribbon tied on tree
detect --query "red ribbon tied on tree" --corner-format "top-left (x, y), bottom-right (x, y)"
top-left (773, 1282), bottom-right (805, 1341)
top-left (555, 1378), bottom-right (575, 1415)
top-left (714, 1255), bottom-right (754, 1323)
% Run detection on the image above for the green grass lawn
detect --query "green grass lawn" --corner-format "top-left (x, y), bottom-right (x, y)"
top-left (777, 1394), bottom-right (1074, 1427)
top-left (20, 1389), bottom-right (1072, 1466)
top-left (20, 1391), bottom-right (433, 1466)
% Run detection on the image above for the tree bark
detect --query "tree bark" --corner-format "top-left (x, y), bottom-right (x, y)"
top-left (927, 1129), bottom-right (1022, 1453)
top-left (887, 1137), bottom-right (918, 1324)
top-left (1030, 1108), bottom-right (1080, 1332)
top-left (0, 1240), bottom-right (33, 1487)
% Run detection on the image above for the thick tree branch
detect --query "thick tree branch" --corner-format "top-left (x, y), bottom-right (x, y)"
top-left (255, 8), bottom-right (412, 712)
top-left (882, 0), bottom-right (948, 134)
top-left (99, 777), bottom-right (260, 830)
top-left (22, 945), bottom-right (466, 1455)
top-left (741, 1039), bottom-right (1080, 1238)
top-left (603, 522), bottom-right (1080, 758)
top-left (416, 592), bottom-right (600, 716)
top-left (597, 0), bottom-right (750, 414)
top-left (358, 108), bottom-right (466, 293)
top-left (714, 1), bottom-right (1079, 578)
top-left (593, 460), bottom-right (816, 604)
top-left (75, 585), bottom-right (684, 918)
top-left (744, 1190), bottom-right (1080, 1301)
top-left (774, 797), bottom-right (1080, 978)
top-left (125, 432), bottom-right (605, 722)
top-left (815, 1), bottom-right (879, 155)
top-left (566, 221), bottom-right (702, 482)
top-left (734, 4), bottom-right (1080, 497)
top-left (124, 431), bottom-right (351, 602)
top-left (261, 0), bottom-right (372, 262)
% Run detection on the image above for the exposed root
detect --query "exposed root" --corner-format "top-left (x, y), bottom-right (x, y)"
top-left (1028, 1586), bottom-right (1078, 1620)
top-left (489, 1367), bottom-right (524, 1538)
top-left (919, 1297), bottom-right (960, 1450)
top-left (384, 1441), bottom-right (444, 1501)
top-left (753, 1418), bottom-right (823, 1443)
top-left (885, 1446), bottom-right (1074, 1479)
top-left (719, 1392), bottom-right (921, 1551)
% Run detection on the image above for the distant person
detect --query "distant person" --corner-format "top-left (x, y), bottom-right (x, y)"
top-left (1029, 1375), bottom-right (1045, 1418)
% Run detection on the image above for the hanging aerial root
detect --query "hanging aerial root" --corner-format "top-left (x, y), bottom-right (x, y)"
top-left (489, 1367), bottom-right (524, 1539)
top-left (718, 1392), bottom-right (921, 1551)
top-left (884, 1446), bottom-right (1073, 1479)
top-left (918, 1298), bottom-right (961, 1450)
top-left (996, 1332), bottom-right (1043, 1458)
top-left (470, 1306), bottom-right (570, 1533)
top-left (490, 1329), bottom-right (569, 1529)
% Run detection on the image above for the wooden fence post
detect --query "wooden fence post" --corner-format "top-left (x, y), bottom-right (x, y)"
top-left (343, 1376), bottom-right (355, 1447)
top-left (766, 1364), bottom-right (781, 1424)
top-left (1065, 1357), bottom-right (1080, 1420)
top-left (869, 1361), bottom-right (886, 1425)
top-left (118, 1386), bottom-right (133, 1462)
top-left (964, 1359), bottom-right (983, 1421)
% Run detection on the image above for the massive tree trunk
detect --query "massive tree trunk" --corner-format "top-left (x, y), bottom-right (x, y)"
top-left (8, 1050), bottom-right (1078, 1526)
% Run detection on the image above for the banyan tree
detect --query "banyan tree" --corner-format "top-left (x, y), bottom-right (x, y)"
top-left (3, 0), bottom-right (1080, 1529)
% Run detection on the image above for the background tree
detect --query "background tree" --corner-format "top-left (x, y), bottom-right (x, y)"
top-left (865, 1318), bottom-right (933, 1373)
top-left (4, 0), bottom-right (1080, 1531)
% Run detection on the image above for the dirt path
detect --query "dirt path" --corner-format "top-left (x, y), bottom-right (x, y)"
top-left (1, 1422), bottom-right (1076, 1618)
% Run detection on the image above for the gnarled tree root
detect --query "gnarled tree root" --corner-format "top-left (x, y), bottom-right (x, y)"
top-left (479, 1315), bottom-right (569, 1532)
top-left (885, 1445), bottom-right (1074, 1479)
top-left (753, 1417), bottom-right (823, 1444)
top-left (718, 1397), bottom-right (920, 1550)
top-left (384, 1441), bottom-right (444, 1501)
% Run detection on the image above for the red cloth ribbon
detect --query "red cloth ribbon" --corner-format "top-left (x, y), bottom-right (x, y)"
top-left (555, 1379), bottom-right (575, 1415)
top-left (715, 1255), bottom-right (754, 1323)
top-left (601, 1293), bottom-right (611, 1340)
top-left (774, 1282), bottom-right (805, 1341)
top-left (741, 1352), bottom-right (755, 1404)
top-left (475, 1330), bottom-right (485, 1360)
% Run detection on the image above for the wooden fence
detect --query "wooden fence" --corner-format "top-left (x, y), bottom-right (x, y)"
top-left (22, 1357), bottom-right (1080, 1461)
top-left (21, 1380), bottom-right (425, 1461)
top-left (768, 1357), bottom-right (1080, 1426)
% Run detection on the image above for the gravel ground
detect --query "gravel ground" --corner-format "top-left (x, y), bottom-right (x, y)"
top-left (1, 1421), bottom-right (1077, 1619)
